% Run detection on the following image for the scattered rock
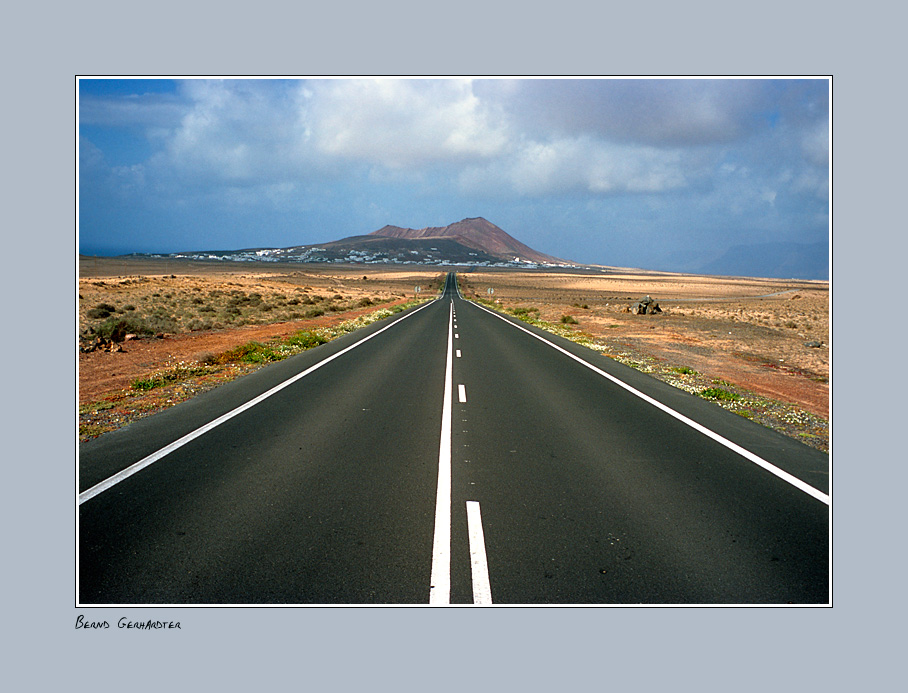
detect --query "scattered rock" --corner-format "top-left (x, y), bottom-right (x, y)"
top-left (631, 295), bottom-right (662, 315)
top-left (804, 340), bottom-right (823, 348)
top-left (79, 336), bottom-right (126, 353)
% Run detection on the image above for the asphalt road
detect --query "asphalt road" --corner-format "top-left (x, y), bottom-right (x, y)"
top-left (79, 272), bottom-right (829, 604)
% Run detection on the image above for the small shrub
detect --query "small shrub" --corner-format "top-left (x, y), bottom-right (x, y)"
top-left (130, 377), bottom-right (161, 391)
top-left (130, 362), bottom-right (209, 391)
top-left (194, 351), bottom-right (217, 365)
top-left (214, 342), bottom-right (277, 364)
top-left (560, 314), bottom-right (579, 325)
top-left (87, 302), bottom-right (117, 319)
top-left (700, 387), bottom-right (741, 401)
top-left (286, 331), bottom-right (328, 350)
top-left (95, 316), bottom-right (157, 341)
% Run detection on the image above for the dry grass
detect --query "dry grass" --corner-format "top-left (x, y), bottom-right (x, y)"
top-left (79, 259), bottom-right (447, 343)
top-left (77, 258), bottom-right (448, 440)
top-left (77, 258), bottom-right (829, 451)
top-left (457, 268), bottom-right (828, 384)
top-left (458, 267), bottom-right (829, 451)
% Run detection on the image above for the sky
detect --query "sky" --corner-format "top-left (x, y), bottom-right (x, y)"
top-left (78, 77), bottom-right (830, 278)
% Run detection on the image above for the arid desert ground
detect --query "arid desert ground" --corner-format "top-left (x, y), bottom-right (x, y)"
top-left (78, 258), bottom-right (829, 450)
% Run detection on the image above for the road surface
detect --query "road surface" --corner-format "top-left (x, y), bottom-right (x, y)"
top-left (79, 273), bottom-right (829, 604)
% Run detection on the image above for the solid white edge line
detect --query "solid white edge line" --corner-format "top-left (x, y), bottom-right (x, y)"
top-left (79, 298), bottom-right (439, 505)
top-left (429, 300), bottom-right (454, 604)
top-left (468, 300), bottom-right (830, 506)
top-left (466, 501), bottom-right (492, 605)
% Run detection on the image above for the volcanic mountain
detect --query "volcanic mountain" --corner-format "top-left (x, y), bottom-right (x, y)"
top-left (369, 217), bottom-right (563, 265)
top-left (161, 217), bottom-right (567, 267)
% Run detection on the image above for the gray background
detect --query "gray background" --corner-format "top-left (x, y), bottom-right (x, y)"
top-left (6, 0), bottom-right (896, 689)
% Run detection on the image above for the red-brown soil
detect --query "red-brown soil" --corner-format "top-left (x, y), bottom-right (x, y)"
top-left (78, 259), bottom-right (829, 449)
top-left (78, 299), bottom-right (410, 404)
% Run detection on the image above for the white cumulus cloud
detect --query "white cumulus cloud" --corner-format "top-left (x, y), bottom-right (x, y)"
top-left (306, 79), bottom-right (509, 168)
top-left (151, 80), bottom-right (314, 185)
top-left (459, 136), bottom-right (688, 198)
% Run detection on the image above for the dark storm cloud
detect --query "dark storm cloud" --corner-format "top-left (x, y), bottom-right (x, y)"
top-left (477, 78), bottom-right (827, 147)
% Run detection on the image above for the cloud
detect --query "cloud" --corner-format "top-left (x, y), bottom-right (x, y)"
top-left (477, 78), bottom-right (829, 150)
top-left (801, 119), bottom-right (829, 167)
top-left (306, 79), bottom-right (509, 168)
top-left (79, 136), bottom-right (146, 196)
top-left (459, 136), bottom-right (688, 197)
top-left (139, 78), bottom-right (510, 189)
top-left (148, 80), bottom-right (313, 185)
top-left (85, 78), bottom-right (826, 205)
top-left (78, 137), bottom-right (106, 170)
top-left (79, 91), bottom-right (185, 130)
top-left (475, 79), bottom-right (768, 146)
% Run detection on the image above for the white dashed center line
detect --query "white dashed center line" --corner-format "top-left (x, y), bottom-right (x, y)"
top-left (458, 384), bottom-right (467, 403)
top-left (466, 501), bottom-right (492, 604)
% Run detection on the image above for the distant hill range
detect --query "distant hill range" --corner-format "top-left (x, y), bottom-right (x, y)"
top-left (128, 217), bottom-right (827, 280)
top-left (699, 241), bottom-right (829, 281)
top-left (153, 217), bottom-right (569, 268)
